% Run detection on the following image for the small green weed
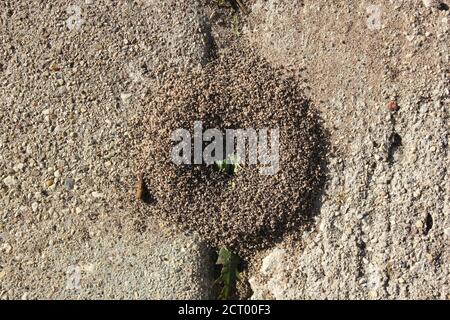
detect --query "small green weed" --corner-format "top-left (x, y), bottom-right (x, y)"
top-left (215, 247), bottom-right (241, 300)
top-left (214, 154), bottom-right (242, 175)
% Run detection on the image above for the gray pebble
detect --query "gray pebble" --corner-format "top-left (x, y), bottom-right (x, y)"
top-left (64, 178), bottom-right (75, 191)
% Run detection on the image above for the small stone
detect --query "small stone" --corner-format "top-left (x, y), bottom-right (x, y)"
top-left (1, 243), bottom-right (12, 254)
top-left (387, 101), bottom-right (399, 111)
top-left (13, 163), bottom-right (24, 172)
top-left (49, 63), bottom-right (61, 72)
top-left (64, 178), bottom-right (75, 190)
top-left (57, 78), bottom-right (65, 86)
top-left (319, 220), bottom-right (326, 232)
top-left (92, 191), bottom-right (104, 198)
top-left (120, 93), bottom-right (132, 104)
top-left (261, 248), bottom-right (285, 275)
top-left (75, 207), bottom-right (82, 214)
top-left (3, 176), bottom-right (17, 187)
top-left (444, 228), bottom-right (450, 238)
top-left (31, 202), bottom-right (39, 212)
top-left (46, 179), bottom-right (54, 187)
top-left (85, 0), bottom-right (94, 5)
top-left (415, 220), bottom-right (424, 229)
top-left (54, 170), bottom-right (61, 178)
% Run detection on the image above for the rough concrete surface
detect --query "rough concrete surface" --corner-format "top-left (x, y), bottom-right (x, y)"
top-left (0, 0), bottom-right (214, 299)
top-left (246, 0), bottom-right (449, 299)
top-left (1, 0), bottom-right (448, 300)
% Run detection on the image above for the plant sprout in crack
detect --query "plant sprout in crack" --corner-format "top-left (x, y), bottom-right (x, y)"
top-left (215, 247), bottom-right (241, 300)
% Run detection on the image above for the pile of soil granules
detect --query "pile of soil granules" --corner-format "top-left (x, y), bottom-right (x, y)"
top-left (136, 44), bottom-right (327, 255)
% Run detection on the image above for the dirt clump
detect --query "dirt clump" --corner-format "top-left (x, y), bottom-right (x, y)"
top-left (139, 45), bottom-right (327, 255)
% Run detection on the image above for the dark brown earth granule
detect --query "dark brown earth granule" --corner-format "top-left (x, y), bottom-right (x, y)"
top-left (138, 45), bottom-right (326, 254)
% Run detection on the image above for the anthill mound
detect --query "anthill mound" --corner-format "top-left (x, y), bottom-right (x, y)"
top-left (139, 45), bottom-right (326, 254)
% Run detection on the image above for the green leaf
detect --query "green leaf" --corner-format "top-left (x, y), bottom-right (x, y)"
top-left (214, 154), bottom-right (242, 175)
top-left (214, 159), bottom-right (226, 172)
top-left (215, 247), bottom-right (241, 300)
